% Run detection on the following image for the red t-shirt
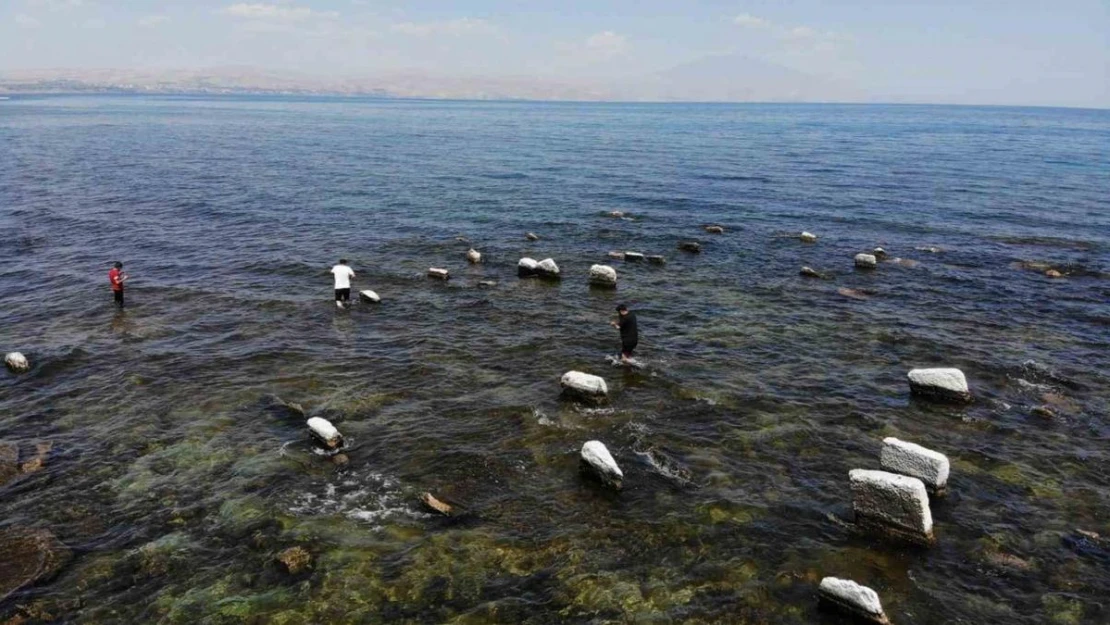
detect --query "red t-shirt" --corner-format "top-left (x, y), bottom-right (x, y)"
top-left (109, 268), bottom-right (124, 291)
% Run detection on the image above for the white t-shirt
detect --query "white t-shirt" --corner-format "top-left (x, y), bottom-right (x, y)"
top-left (331, 264), bottom-right (355, 289)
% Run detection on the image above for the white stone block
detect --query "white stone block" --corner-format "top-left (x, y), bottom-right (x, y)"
top-left (881, 437), bottom-right (950, 494)
top-left (907, 367), bottom-right (971, 402)
top-left (581, 440), bottom-right (623, 489)
top-left (588, 264), bottom-right (617, 287)
top-left (646, 255), bottom-right (666, 265)
top-left (537, 258), bottom-right (560, 278)
top-left (800, 232), bottom-right (818, 243)
top-left (518, 257), bottom-right (539, 277)
top-left (307, 417), bottom-right (342, 448)
top-left (818, 577), bottom-right (888, 624)
top-left (561, 371), bottom-right (608, 401)
top-left (359, 290), bottom-right (381, 303)
top-left (466, 249), bottom-right (481, 264)
top-left (4, 352), bottom-right (29, 373)
top-left (427, 268), bottom-right (449, 280)
top-left (623, 252), bottom-right (644, 262)
top-left (850, 469), bottom-right (934, 544)
top-left (854, 253), bottom-right (877, 269)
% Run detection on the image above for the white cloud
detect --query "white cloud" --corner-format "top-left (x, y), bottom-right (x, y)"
top-left (734, 13), bottom-right (770, 29)
top-left (583, 31), bottom-right (628, 57)
top-left (81, 17), bottom-right (105, 29)
top-left (15, 13), bottom-right (41, 28)
top-left (390, 18), bottom-right (496, 37)
top-left (787, 26), bottom-right (817, 40)
top-left (219, 3), bottom-right (337, 21)
top-left (138, 15), bottom-right (170, 28)
top-left (27, 0), bottom-right (84, 12)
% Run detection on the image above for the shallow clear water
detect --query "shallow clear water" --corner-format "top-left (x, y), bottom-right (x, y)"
top-left (1, 96), bottom-right (1108, 624)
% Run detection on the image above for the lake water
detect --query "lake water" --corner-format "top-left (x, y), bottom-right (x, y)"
top-left (1, 96), bottom-right (1108, 624)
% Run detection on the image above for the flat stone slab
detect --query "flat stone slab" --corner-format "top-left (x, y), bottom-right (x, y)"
top-left (427, 268), bottom-right (449, 280)
top-left (850, 469), bottom-right (934, 545)
top-left (359, 290), bottom-right (381, 303)
top-left (581, 440), bottom-right (623, 489)
top-left (646, 255), bottom-right (666, 265)
top-left (818, 577), bottom-right (889, 624)
top-left (881, 437), bottom-right (950, 495)
top-left (623, 252), bottom-right (645, 262)
top-left (908, 367), bottom-right (971, 402)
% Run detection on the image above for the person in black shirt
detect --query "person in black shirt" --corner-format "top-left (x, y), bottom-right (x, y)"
top-left (611, 304), bottom-right (639, 363)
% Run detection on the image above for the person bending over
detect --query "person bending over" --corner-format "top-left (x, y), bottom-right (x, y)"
top-left (331, 259), bottom-right (356, 309)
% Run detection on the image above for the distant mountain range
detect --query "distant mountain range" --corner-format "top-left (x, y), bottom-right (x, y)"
top-left (0, 56), bottom-right (863, 102)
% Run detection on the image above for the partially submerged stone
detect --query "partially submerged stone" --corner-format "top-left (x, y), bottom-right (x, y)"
top-left (800, 266), bottom-right (825, 279)
top-left (580, 440), bottom-right (623, 489)
top-left (5, 352), bottom-right (30, 373)
top-left (0, 443), bottom-right (18, 487)
top-left (588, 264), bottom-right (618, 288)
top-left (818, 577), bottom-right (889, 624)
top-left (646, 255), bottom-right (666, 265)
top-left (838, 287), bottom-right (870, 301)
top-left (678, 241), bottom-right (702, 253)
top-left (19, 441), bottom-right (52, 475)
top-left (421, 492), bottom-right (453, 516)
top-left (880, 437), bottom-right (950, 495)
top-left (608, 210), bottom-right (625, 218)
top-left (359, 289), bottom-right (381, 303)
top-left (536, 258), bottom-right (561, 279)
top-left (0, 527), bottom-right (71, 603)
top-left (800, 232), bottom-right (818, 243)
top-left (850, 469), bottom-right (934, 545)
top-left (854, 253), bottom-right (877, 269)
top-left (525, 232), bottom-right (540, 241)
top-left (306, 417), bottom-right (343, 449)
top-left (276, 546), bottom-right (312, 575)
top-left (477, 280), bottom-right (497, 288)
top-left (907, 367), bottom-right (971, 403)
top-left (1045, 269), bottom-right (1063, 278)
top-left (607, 251), bottom-right (625, 260)
top-left (466, 249), bottom-right (481, 264)
top-left (705, 225), bottom-right (725, 234)
top-left (915, 246), bottom-right (942, 253)
top-left (561, 371), bottom-right (608, 403)
top-left (873, 247), bottom-right (888, 260)
top-left (518, 257), bottom-right (539, 278)
top-left (623, 252), bottom-right (645, 262)
top-left (427, 268), bottom-right (450, 280)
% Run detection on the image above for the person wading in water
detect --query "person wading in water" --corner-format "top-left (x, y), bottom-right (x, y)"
top-left (611, 303), bottom-right (639, 363)
top-left (108, 261), bottom-right (128, 309)
top-left (331, 259), bottom-right (355, 309)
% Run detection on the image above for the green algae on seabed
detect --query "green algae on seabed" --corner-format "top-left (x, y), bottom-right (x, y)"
top-left (1041, 593), bottom-right (1086, 625)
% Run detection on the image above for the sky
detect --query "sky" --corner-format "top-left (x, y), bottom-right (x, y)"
top-left (1, 0), bottom-right (1108, 107)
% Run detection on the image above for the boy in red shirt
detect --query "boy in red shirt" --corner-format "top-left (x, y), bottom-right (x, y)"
top-left (108, 261), bottom-right (128, 308)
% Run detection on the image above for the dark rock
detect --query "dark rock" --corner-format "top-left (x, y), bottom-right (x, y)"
top-left (799, 266), bottom-right (825, 279)
top-left (678, 241), bottom-right (701, 253)
top-left (276, 546), bottom-right (312, 574)
top-left (0, 442), bottom-right (18, 487)
top-left (1031, 406), bottom-right (1056, 419)
top-left (646, 255), bottom-right (666, 265)
top-left (1063, 530), bottom-right (1110, 564)
top-left (0, 527), bottom-right (71, 603)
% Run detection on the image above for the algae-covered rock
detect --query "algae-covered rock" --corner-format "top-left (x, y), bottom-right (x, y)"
top-left (0, 527), bottom-right (71, 602)
top-left (276, 546), bottom-right (312, 574)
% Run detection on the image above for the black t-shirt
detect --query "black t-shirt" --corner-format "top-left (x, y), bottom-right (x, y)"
top-left (619, 312), bottom-right (638, 345)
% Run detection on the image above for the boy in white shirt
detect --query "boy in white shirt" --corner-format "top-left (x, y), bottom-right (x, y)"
top-left (331, 259), bottom-right (356, 308)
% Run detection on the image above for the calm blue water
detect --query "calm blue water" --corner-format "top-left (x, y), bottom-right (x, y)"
top-left (1, 96), bottom-right (1108, 623)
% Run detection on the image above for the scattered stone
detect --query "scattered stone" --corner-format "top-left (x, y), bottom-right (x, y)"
top-left (838, 287), bottom-right (870, 301)
top-left (890, 257), bottom-right (920, 268)
top-left (331, 453), bottom-right (349, 466)
top-left (1031, 406), bottom-right (1057, 419)
top-left (275, 546), bottom-right (311, 575)
top-left (880, 437), bottom-right (950, 495)
top-left (455, 236), bottom-right (470, 244)
top-left (915, 246), bottom-right (942, 253)
top-left (854, 253), bottom-right (877, 269)
top-left (1045, 269), bottom-right (1063, 278)
top-left (646, 255), bottom-right (666, 265)
top-left (608, 210), bottom-right (625, 218)
top-left (580, 440), bottom-right (623, 489)
top-left (0, 443), bottom-right (18, 487)
top-left (0, 527), bottom-right (71, 603)
top-left (427, 268), bottom-right (449, 280)
top-left (873, 247), bottom-right (888, 260)
top-left (800, 232), bottom-right (818, 243)
top-left (588, 264), bottom-right (618, 288)
top-left (306, 417), bottom-right (343, 449)
top-left (850, 469), bottom-right (934, 545)
top-left (359, 290), bottom-right (381, 303)
top-left (536, 258), bottom-right (561, 279)
top-left (477, 280), bottom-right (497, 288)
top-left (1062, 529), bottom-right (1110, 564)
top-left (525, 232), bottom-right (539, 241)
top-left (466, 249), bottom-right (481, 264)
top-left (678, 241), bottom-right (701, 253)
top-left (5, 352), bottom-right (30, 373)
top-left (18, 442), bottom-right (52, 475)
top-left (560, 371), bottom-right (608, 403)
top-left (817, 577), bottom-right (889, 625)
top-left (623, 252), bottom-right (645, 262)
top-left (421, 492), bottom-right (453, 516)
top-left (984, 550), bottom-right (1033, 571)
top-left (705, 225), bottom-right (725, 234)
top-left (607, 251), bottom-right (625, 260)
top-left (908, 367), bottom-right (972, 403)
top-left (799, 266), bottom-right (825, 279)
top-left (518, 258), bottom-right (539, 278)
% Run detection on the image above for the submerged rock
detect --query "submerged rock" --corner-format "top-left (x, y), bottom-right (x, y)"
top-left (19, 441), bottom-right (52, 475)
top-left (915, 246), bottom-right (942, 253)
top-left (607, 251), bottom-right (625, 260)
top-left (873, 247), bottom-right (888, 260)
top-left (306, 417), bottom-right (342, 449)
top-left (0, 527), bottom-right (71, 603)
top-left (276, 546), bottom-right (312, 574)
top-left (1063, 529), bottom-right (1110, 564)
top-left (854, 253), bottom-right (877, 269)
top-left (799, 266), bottom-right (826, 279)
top-left (880, 437), bottom-right (950, 495)
top-left (890, 257), bottom-right (920, 268)
top-left (850, 469), bottom-right (934, 545)
top-left (525, 232), bottom-right (540, 241)
top-left (623, 252), bottom-right (645, 262)
top-left (5, 352), bottom-right (30, 373)
top-left (646, 255), bottom-right (666, 265)
top-left (1045, 269), bottom-right (1063, 278)
top-left (0, 443), bottom-right (18, 487)
top-left (589, 264), bottom-right (618, 288)
top-left (800, 232), bottom-right (818, 243)
top-left (466, 249), bottom-right (481, 264)
top-left (427, 268), bottom-right (450, 280)
top-left (518, 258), bottom-right (539, 278)
top-left (421, 492), bottom-right (453, 516)
top-left (817, 577), bottom-right (889, 624)
top-left (1030, 406), bottom-right (1057, 419)
top-left (359, 289), bottom-right (381, 303)
top-left (678, 241), bottom-right (702, 253)
top-left (536, 258), bottom-right (561, 279)
top-left (838, 287), bottom-right (871, 300)
top-left (477, 280), bottom-right (497, 288)
top-left (908, 367), bottom-right (972, 403)
top-left (705, 225), bottom-right (725, 234)
top-left (608, 210), bottom-right (625, 218)
top-left (561, 371), bottom-right (608, 403)
top-left (581, 440), bottom-right (623, 489)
